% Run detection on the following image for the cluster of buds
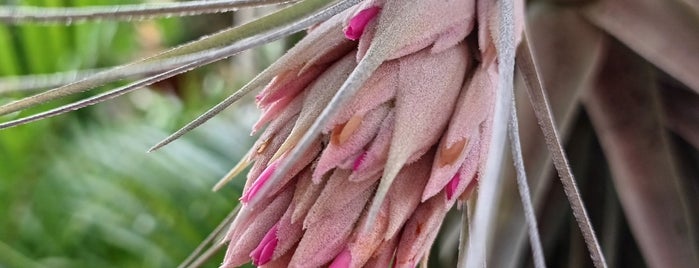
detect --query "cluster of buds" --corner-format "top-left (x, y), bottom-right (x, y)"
top-left (222, 0), bottom-right (523, 267)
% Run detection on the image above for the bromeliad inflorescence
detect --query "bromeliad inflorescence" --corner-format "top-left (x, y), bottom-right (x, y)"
top-left (218, 0), bottom-right (525, 267)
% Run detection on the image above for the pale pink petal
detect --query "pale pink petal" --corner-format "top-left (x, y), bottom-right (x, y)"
top-left (272, 53), bottom-right (357, 160)
top-left (313, 104), bottom-right (389, 180)
top-left (252, 89), bottom-right (304, 134)
top-left (252, 4), bottom-right (357, 96)
top-left (222, 186), bottom-right (294, 267)
top-left (243, 138), bottom-right (320, 205)
top-left (394, 193), bottom-right (450, 268)
top-left (289, 183), bottom-right (374, 268)
top-left (356, 0), bottom-right (475, 60)
top-left (383, 151), bottom-right (433, 239)
top-left (290, 167), bottom-right (326, 224)
top-left (326, 60), bottom-right (398, 132)
top-left (348, 111), bottom-right (394, 181)
top-left (385, 43), bottom-right (469, 174)
top-left (246, 115), bottom-right (297, 192)
top-left (267, 138), bottom-right (321, 199)
top-left (364, 235), bottom-right (398, 268)
top-left (370, 44), bottom-right (469, 226)
top-left (422, 64), bottom-right (496, 201)
top-left (305, 169), bottom-right (378, 227)
top-left (477, 0), bottom-right (525, 64)
top-left (256, 66), bottom-right (323, 109)
top-left (273, 201), bottom-right (304, 260)
top-left (344, 204), bottom-right (389, 268)
top-left (447, 136), bottom-right (482, 206)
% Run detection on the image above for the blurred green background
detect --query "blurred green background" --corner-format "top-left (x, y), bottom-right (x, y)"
top-left (0, 0), bottom-right (287, 267)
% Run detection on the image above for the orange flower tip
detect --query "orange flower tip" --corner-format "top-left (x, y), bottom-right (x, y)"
top-left (240, 161), bottom-right (278, 203)
top-left (250, 224), bottom-right (279, 266)
top-left (344, 7), bottom-right (381, 41)
top-left (445, 173), bottom-right (461, 201)
top-left (352, 151), bottom-right (368, 171)
top-left (329, 248), bottom-right (352, 268)
top-left (438, 138), bottom-right (467, 167)
top-left (256, 140), bottom-right (269, 154)
top-left (331, 114), bottom-right (363, 145)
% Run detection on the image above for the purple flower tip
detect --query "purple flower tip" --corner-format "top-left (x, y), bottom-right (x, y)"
top-left (344, 7), bottom-right (381, 41)
top-left (446, 173), bottom-right (461, 200)
top-left (251, 224), bottom-right (279, 266)
top-left (329, 248), bottom-right (352, 268)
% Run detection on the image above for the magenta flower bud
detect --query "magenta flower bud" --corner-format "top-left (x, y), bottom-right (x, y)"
top-left (251, 224), bottom-right (279, 266)
top-left (445, 173), bottom-right (460, 200)
top-left (344, 7), bottom-right (381, 40)
top-left (240, 159), bottom-right (278, 203)
top-left (328, 248), bottom-right (352, 268)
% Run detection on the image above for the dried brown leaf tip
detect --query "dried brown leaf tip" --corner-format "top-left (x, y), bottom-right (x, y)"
top-left (221, 0), bottom-right (525, 267)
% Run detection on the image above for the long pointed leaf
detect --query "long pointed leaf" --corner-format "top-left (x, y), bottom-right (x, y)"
top-left (492, 4), bottom-right (606, 268)
top-left (583, 39), bottom-right (699, 268)
top-left (583, 0), bottom-right (699, 93)
top-left (517, 34), bottom-right (607, 268)
top-left (0, 0), bottom-right (338, 117)
top-left (463, 0), bottom-right (517, 266)
top-left (0, 0), bottom-right (289, 24)
top-left (0, 0), bottom-right (361, 130)
top-left (508, 91), bottom-right (546, 268)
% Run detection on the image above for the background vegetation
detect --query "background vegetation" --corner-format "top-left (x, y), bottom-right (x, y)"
top-left (0, 1), bottom-right (284, 267)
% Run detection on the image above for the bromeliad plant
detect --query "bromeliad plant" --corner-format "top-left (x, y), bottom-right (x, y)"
top-left (1, 0), bottom-right (698, 267)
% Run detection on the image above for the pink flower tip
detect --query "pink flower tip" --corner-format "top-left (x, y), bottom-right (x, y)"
top-left (240, 160), bottom-right (279, 203)
top-left (251, 224), bottom-right (279, 266)
top-left (446, 173), bottom-right (461, 200)
top-left (352, 151), bottom-right (368, 171)
top-left (344, 7), bottom-right (381, 41)
top-left (329, 248), bottom-right (352, 268)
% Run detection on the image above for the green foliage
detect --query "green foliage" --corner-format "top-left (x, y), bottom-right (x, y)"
top-left (0, 1), bottom-right (263, 267)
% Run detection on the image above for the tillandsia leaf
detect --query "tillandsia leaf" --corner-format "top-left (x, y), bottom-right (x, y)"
top-left (517, 34), bottom-right (607, 268)
top-left (507, 83), bottom-right (546, 268)
top-left (583, 40), bottom-right (699, 268)
top-left (0, 0), bottom-right (360, 131)
top-left (0, 48), bottom-right (243, 97)
top-left (0, 0), bottom-right (343, 118)
top-left (463, 0), bottom-right (520, 266)
top-left (582, 0), bottom-right (699, 93)
top-left (0, 67), bottom-right (107, 95)
top-left (492, 4), bottom-right (606, 267)
top-left (179, 205), bottom-right (241, 268)
top-left (0, 0), bottom-right (290, 24)
top-left (682, 0), bottom-right (699, 13)
top-left (661, 85), bottom-right (699, 149)
top-left (149, 0), bottom-right (362, 152)
top-left (213, 148), bottom-right (255, 192)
